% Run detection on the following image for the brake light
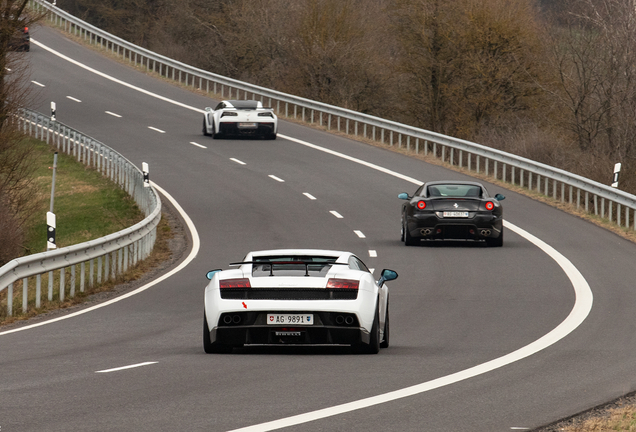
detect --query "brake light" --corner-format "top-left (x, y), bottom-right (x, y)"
top-left (221, 112), bottom-right (238, 117)
top-left (485, 201), bottom-right (495, 211)
top-left (24, 27), bottom-right (28, 33)
top-left (326, 279), bottom-right (359, 289)
top-left (220, 278), bottom-right (251, 288)
top-left (417, 200), bottom-right (426, 210)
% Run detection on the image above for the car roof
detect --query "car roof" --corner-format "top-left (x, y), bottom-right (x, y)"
top-left (424, 180), bottom-right (484, 187)
top-left (246, 249), bottom-right (351, 259)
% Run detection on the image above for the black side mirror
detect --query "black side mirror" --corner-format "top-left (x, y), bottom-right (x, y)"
top-left (494, 193), bottom-right (505, 201)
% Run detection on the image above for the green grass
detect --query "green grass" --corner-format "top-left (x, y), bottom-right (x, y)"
top-left (24, 138), bottom-right (143, 254)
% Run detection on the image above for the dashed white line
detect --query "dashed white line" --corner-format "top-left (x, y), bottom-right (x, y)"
top-left (148, 126), bottom-right (166, 133)
top-left (303, 193), bottom-right (316, 200)
top-left (31, 80), bottom-right (45, 87)
top-left (66, 96), bottom-right (81, 102)
top-left (330, 211), bottom-right (343, 219)
top-left (368, 250), bottom-right (377, 257)
top-left (269, 175), bottom-right (285, 182)
top-left (96, 361), bottom-right (157, 373)
top-left (230, 158), bottom-right (246, 165)
top-left (190, 142), bottom-right (207, 149)
top-left (354, 230), bottom-right (366, 238)
top-left (105, 111), bottom-right (121, 118)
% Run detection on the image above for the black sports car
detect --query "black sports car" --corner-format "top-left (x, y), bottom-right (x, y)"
top-left (398, 181), bottom-right (505, 246)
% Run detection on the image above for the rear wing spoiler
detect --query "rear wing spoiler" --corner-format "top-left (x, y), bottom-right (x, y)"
top-left (229, 260), bottom-right (347, 277)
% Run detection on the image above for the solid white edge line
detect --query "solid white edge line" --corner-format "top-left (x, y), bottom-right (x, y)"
top-left (96, 361), bottom-right (158, 373)
top-left (31, 39), bottom-right (205, 114)
top-left (0, 182), bottom-right (200, 336)
top-left (29, 38), bottom-right (595, 430)
top-left (228, 220), bottom-right (593, 432)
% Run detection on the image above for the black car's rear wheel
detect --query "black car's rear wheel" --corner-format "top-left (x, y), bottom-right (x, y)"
top-left (485, 227), bottom-right (504, 247)
top-left (403, 220), bottom-right (417, 246)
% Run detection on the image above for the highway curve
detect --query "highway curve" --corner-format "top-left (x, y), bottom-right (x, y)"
top-left (2, 25), bottom-right (636, 432)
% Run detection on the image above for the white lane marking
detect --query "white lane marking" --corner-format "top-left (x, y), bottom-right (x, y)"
top-left (330, 211), bottom-right (343, 219)
top-left (230, 158), bottom-right (246, 165)
top-left (0, 182), bottom-right (200, 336)
top-left (303, 193), bottom-right (316, 200)
top-left (31, 39), bottom-right (205, 114)
top-left (229, 220), bottom-right (593, 432)
top-left (96, 361), bottom-right (157, 373)
top-left (31, 80), bottom-right (45, 87)
top-left (148, 126), bottom-right (165, 133)
top-left (368, 250), bottom-right (377, 257)
top-left (66, 96), bottom-right (82, 102)
top-left (269, 175), bottom-right (285, 182)
top-left (354, 230), bottom-right (366, 238)
top-left (30, 38), bottom-right (595, 429)
top-left (105, 111), bottom-right (122, 118)
top-left (190, 142), bottom-right (207, 149)
top-left (369, 268), bottom-right (375, 274)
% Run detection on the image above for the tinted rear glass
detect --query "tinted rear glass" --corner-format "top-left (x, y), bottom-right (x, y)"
top-left (427, 184), bottom-right (482, 198)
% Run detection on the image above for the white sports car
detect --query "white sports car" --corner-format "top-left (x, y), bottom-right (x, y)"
top-left (202, 100), bottom-right (278, 140)
top-left (203, 249), bottom-right (398, 354)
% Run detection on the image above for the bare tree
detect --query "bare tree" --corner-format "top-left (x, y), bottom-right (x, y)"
top-left (0, 0), bottom-right (41, 264)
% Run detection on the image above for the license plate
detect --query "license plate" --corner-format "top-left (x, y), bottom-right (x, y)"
top-left (238, 122), bottom-right (257, 129)
top-left (267, 314), bottom-right (313, 325)
top-left (443, 211), bottom-right (469, 217)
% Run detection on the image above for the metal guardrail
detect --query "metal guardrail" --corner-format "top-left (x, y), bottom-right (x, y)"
top-left (30, 1), bottom-right (636, 231)
top-left (0, 109), bottom-right (161, 318)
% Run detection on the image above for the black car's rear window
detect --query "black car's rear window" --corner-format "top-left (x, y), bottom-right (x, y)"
top-left (427, 184), bottom-right (482, 198)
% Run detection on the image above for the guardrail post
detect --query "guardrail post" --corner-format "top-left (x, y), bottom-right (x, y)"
top-left (48, 271), bottom-right (53, 301)
top-left (36, 274), bottom-right (41, 308)
top-left (7, 283), bottom-right (12, 316)
top-left (22, 278), bottom-right (27, 313)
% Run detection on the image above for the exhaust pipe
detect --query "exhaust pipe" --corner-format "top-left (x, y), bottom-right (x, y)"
top-left (344, 316), bottom-right (354, 325)
top-left (335, 315), bottom-right (345, 325)
top-left (480, 229), bottom-right (491, 237)
top-left (223, 315), bottom-right (233, 324)
top-left (420, 228), bottom-right (432, 236)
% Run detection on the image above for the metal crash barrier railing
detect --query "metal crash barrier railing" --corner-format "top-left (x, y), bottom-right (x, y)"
top-left (0, 109), bottom-right (161, 318)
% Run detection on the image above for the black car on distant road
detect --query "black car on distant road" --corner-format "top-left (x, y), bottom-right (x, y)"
top-left (399, 181), bottom-right (505, 246)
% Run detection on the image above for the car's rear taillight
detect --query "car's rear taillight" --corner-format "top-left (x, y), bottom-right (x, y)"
top-left (24, 27), bottom-right (28, 33)
top-left (417, 200), bottom-right (426, 210)
top-left (220, 278), bottom-right (251, 288)
top-left (326, 279), bottom-right (359, 289)
top-left (485, 201), bottom-right (495, 211)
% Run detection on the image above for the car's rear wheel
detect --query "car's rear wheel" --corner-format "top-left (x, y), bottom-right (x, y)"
top-left (203, 312), bottom-right (233, 354)
top-left (485, 227), bottom-right (504, 247)
top-left (355, 307), bottom-right (380, 354)
top-left (404, 220), bottom-right (417, 246)
top-left (202, 118), bottom-right (210, 136)
top-left (380, 299), bottom-right (389, 349)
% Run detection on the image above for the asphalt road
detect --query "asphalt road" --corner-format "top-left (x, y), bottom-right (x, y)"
top-left (2, 24), bottom-right (636, 432)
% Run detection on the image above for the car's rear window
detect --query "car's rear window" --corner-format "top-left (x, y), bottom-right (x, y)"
top-left (427, 184), bottom-right (482, 198)
top-left (251, 256), bottom-right (337, 277)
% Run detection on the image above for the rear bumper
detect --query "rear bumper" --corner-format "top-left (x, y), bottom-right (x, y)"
top-left (212, 311), bottom-right (369, 346)
top-left (407, 213), bottom-right (503, 240)
top-left (219, 122), bottom-right (276, 136)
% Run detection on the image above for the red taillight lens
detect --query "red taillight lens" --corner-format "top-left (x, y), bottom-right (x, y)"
top-left (485, 201), bottom-right (495, 211)
top-left (416, 200), bottom-right (426, 210)
top-left (220, 278), bottom-right (251, 288)
top-left (24, 27), bottom-right (28, 32)
top-left (326, 279), bottom-right (359, 289)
